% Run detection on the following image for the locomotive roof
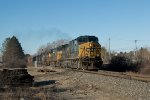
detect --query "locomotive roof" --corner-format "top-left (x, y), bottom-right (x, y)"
top-left (75, 35), bottom-right (98, 40)
top-left (48, 35), bottom-right (99, 52)
top-left (77, 35), bottom-right (98, 38)
top-left (73, 35), bottom-right (99, 43)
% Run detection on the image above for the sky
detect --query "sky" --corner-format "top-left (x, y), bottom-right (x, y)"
top-left (0, 0), bottom-right (150, 55)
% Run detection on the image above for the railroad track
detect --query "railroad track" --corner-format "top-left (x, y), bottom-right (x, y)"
top-left (72, 69), bottom-right (150, 83)
top-left (29, 66), bottom-right (150, 82)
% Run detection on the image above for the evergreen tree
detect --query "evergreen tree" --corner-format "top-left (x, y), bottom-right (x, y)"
top-left (1, 37), bottom-right (11, 54)
top-left (2, 36), bottom-right (26, 68)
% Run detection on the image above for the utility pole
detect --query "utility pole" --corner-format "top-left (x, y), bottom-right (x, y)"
top-left (134, 40), bottom-right (138, 60)
top-left (109, 38), bottom-right (111, 61)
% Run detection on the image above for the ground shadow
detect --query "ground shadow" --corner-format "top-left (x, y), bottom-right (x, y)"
top-left (53, 88), bottom-right (67, 93)
top-left (33, 80), bottom-right (56, 87)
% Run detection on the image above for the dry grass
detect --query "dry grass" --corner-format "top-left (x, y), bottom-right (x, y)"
top-left (139, 65), bottom-right (150, 75)
top-left (0, 86), bottom-right (56, 100)
top-left (37, 68), bottom-right (56, 73)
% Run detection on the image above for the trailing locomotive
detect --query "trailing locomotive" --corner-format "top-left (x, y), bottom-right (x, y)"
top-left (37, 35), bottom-right (103, 70)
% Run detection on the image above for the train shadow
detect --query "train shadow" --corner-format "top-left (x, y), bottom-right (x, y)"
top-left (33, 80), bottom-right (68, 93)
top-left (100, 64), bottom-right (110, 70)
top-left (33, 80), bottom-right (56, 87)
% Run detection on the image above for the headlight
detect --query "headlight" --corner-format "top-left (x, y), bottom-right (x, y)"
top-left (89, 43), bottom-right (92, 47)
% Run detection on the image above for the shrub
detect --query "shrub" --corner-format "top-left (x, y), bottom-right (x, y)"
top-left (109, 56), bottom-right (136, 72)
top-left (136, 60), bottom-right (150, 75)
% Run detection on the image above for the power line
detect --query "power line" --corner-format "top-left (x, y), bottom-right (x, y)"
top-left (104, 37), bottom-right (150, 53)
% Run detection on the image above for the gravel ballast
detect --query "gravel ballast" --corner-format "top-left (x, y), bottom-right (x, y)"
top-left (69, 70), bottom-right (150, 100)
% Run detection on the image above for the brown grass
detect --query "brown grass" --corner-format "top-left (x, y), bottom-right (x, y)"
top-left (0, 86), bottom-right (55, 100)
top-left (139, 65), bottom-right (150, 75)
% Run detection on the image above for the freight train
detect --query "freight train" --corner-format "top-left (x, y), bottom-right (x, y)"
top-left (36, 35), bottom-right (103, 70)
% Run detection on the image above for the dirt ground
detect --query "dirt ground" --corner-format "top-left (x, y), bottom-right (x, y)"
top-left (26, 66), bottom-right (130, 100)
top-left (0, 66), bottom-right (148, 100)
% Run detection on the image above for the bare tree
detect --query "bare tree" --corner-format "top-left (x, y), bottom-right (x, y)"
top-left (37, 45), bottom-right (46, 55)
top-left (38, 39), bottom-right (70, 53)
top-left (101, 46), bottom-right (109, 63)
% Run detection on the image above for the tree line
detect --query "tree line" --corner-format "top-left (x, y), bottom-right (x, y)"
top-left (1, 35), bottom-right (150, 74)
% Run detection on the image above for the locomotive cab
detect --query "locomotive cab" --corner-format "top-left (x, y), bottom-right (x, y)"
top-left (77, 36), bottom-right (103, 70)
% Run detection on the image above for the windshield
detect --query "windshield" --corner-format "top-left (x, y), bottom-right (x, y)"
top-left (77, 36), bottom-right (98, 43)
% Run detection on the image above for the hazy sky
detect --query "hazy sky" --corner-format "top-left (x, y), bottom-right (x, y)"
top-left (0, 0), bottom-right (150, 54)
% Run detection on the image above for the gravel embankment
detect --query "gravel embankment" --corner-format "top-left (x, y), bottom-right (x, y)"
top-left (56, 68), bottom-right (150, 100)
top-left (70, 71), bottom-right (150, 100)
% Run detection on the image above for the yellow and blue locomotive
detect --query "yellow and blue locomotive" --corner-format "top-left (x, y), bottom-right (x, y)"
top-left (39, 35), bottom-right (103, 70)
